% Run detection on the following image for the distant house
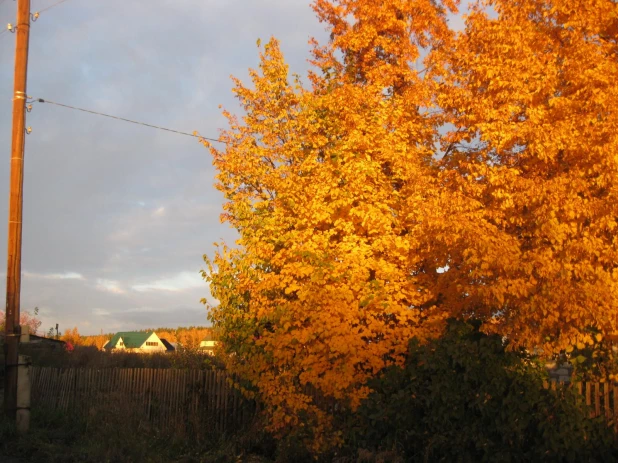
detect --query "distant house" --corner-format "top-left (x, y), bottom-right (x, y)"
top-left (104, 331), bottom-right (166, 353)
top-left (198, 334), bottom-right (218, 355)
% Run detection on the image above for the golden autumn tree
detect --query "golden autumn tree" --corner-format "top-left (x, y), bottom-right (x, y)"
top-left (432, 0), bottom-right (618, 353)
top-left (203, 0), bottom-right (618, 448)
top-left (177, 328), bottom-right (211, 349)
top-left (61, 326), bottom-right (82, 346)
top-left (203, 0), bottom-right (457, 444)
top-left (82, 334), bottom-right (111, 350)
top-left (153, 329), bottom-right (178, 344)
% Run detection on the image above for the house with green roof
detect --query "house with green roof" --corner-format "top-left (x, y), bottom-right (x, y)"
top-left (104, 331), bottom-right (167, 353)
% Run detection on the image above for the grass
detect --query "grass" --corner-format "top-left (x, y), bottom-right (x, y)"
top-left (0, 347), bottom-right (401, 462)
top-left (0, 404), bottom-right (277, 463)
top-left (0, 345), bottom-right (286, 462)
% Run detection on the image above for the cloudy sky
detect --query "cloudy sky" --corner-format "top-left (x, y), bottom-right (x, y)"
top-left (0, 0), bottom-right (468, 335)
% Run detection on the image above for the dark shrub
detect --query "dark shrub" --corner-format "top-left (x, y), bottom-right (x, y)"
top-left (344, 320), bottom-right (618, 462)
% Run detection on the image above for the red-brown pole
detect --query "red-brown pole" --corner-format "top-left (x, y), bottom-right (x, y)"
top-left (4, 0), bottom-right (31, 419)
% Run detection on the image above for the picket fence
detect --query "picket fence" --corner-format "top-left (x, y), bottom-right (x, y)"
top-left (29, 368), bottom-right (618, 433)
top-left (29, 367), bottom-right (256, 433)
top-left (544, 379), bottom-right (618, 428)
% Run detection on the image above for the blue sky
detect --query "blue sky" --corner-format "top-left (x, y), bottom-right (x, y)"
top-left (0, 0), bottom-right (469, 335)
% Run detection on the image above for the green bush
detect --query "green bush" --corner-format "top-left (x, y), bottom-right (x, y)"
top-left (344, 320), bottom-right (618, 462)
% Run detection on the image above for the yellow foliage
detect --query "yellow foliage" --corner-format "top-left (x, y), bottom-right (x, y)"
top-left (156, 330), bottom-right (178, 343)
top-left (177, 328), bottom-right (211, 350)
top-left (60, 326), bottom-right (81, 346)
top-left (435, 0), bottom-right (618, 353)
top-left (81, 334), bottom-right (110, 350)
top-left (203, 0), bottom-right (618, 451)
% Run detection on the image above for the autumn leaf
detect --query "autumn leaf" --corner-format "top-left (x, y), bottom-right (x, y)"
top-left (203, 0), bottom-right (618, 452)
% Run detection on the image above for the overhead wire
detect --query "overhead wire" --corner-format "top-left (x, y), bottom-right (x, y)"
top-left (0, 0), bottom-right (67, 40)
top-left (0, 23), bottom-right (14, 39)
top-left (36, 0), bottom-right (72, 15)
top-left (0, 2), bottom-right (12, 38)
top-left (30, 97), bottom-right (222, 143)
top-left (2, 0), bottom-right (75, 38)
top-left (6, 0), bottom-right (223, 145)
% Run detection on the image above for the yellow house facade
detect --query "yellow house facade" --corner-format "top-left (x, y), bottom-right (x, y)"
top-left (199, 334), bottom-right (218, 355)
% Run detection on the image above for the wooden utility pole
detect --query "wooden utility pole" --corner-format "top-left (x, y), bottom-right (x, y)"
top-left (4, 0), bottom-right (31, 419)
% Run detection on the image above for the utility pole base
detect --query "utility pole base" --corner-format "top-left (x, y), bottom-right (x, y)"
top-left (15, 355), bottom-right (31, 433)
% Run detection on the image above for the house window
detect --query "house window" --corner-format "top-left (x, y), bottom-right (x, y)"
top-left (118, 341), bottom-right (124, 347)
top-left (146, 341), bottom-right (158, 346)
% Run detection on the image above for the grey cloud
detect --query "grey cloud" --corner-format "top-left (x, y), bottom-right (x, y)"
top-left (17, 269), bottom-right (212, 333)
top-left (0, 0), bottom-right (468, 334)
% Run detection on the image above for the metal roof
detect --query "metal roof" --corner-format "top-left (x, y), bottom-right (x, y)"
top-left (106, 331), bottom-right (154, 349)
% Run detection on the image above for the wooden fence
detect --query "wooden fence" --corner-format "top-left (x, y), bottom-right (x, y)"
top-left (28, 368), bottom-right (618, 434)
top-left (545, 379), bottom-right (618, 427)
top-left (30, 367), bottom-right (256, 433)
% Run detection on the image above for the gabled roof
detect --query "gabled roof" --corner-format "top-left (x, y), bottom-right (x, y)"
top-left (159, 338), bottom-right (175, 351)
top-left (107, 331), bottom-right (154, 349)
top-left (201, 333), bottom-right (215, 342)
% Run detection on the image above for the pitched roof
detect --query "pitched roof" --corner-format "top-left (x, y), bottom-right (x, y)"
top-left (159, 338), bottom-right (175, 351)
top-left (107, 331), bottom-right (154, 349)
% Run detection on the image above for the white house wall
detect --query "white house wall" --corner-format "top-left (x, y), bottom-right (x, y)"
top-left (114, 337), bottom-right (126, 350)
top-left (137, 332), bottom-right (167, 353)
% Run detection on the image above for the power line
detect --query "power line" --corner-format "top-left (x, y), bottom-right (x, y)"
top-left (1, 0), bottom-right (72, 41)
top-left (0, 0), bottom-right (14, 39)
top-left (31, 97), bottom-right (222, 143)
top-left (37, 0), bottom-right (71, 14)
